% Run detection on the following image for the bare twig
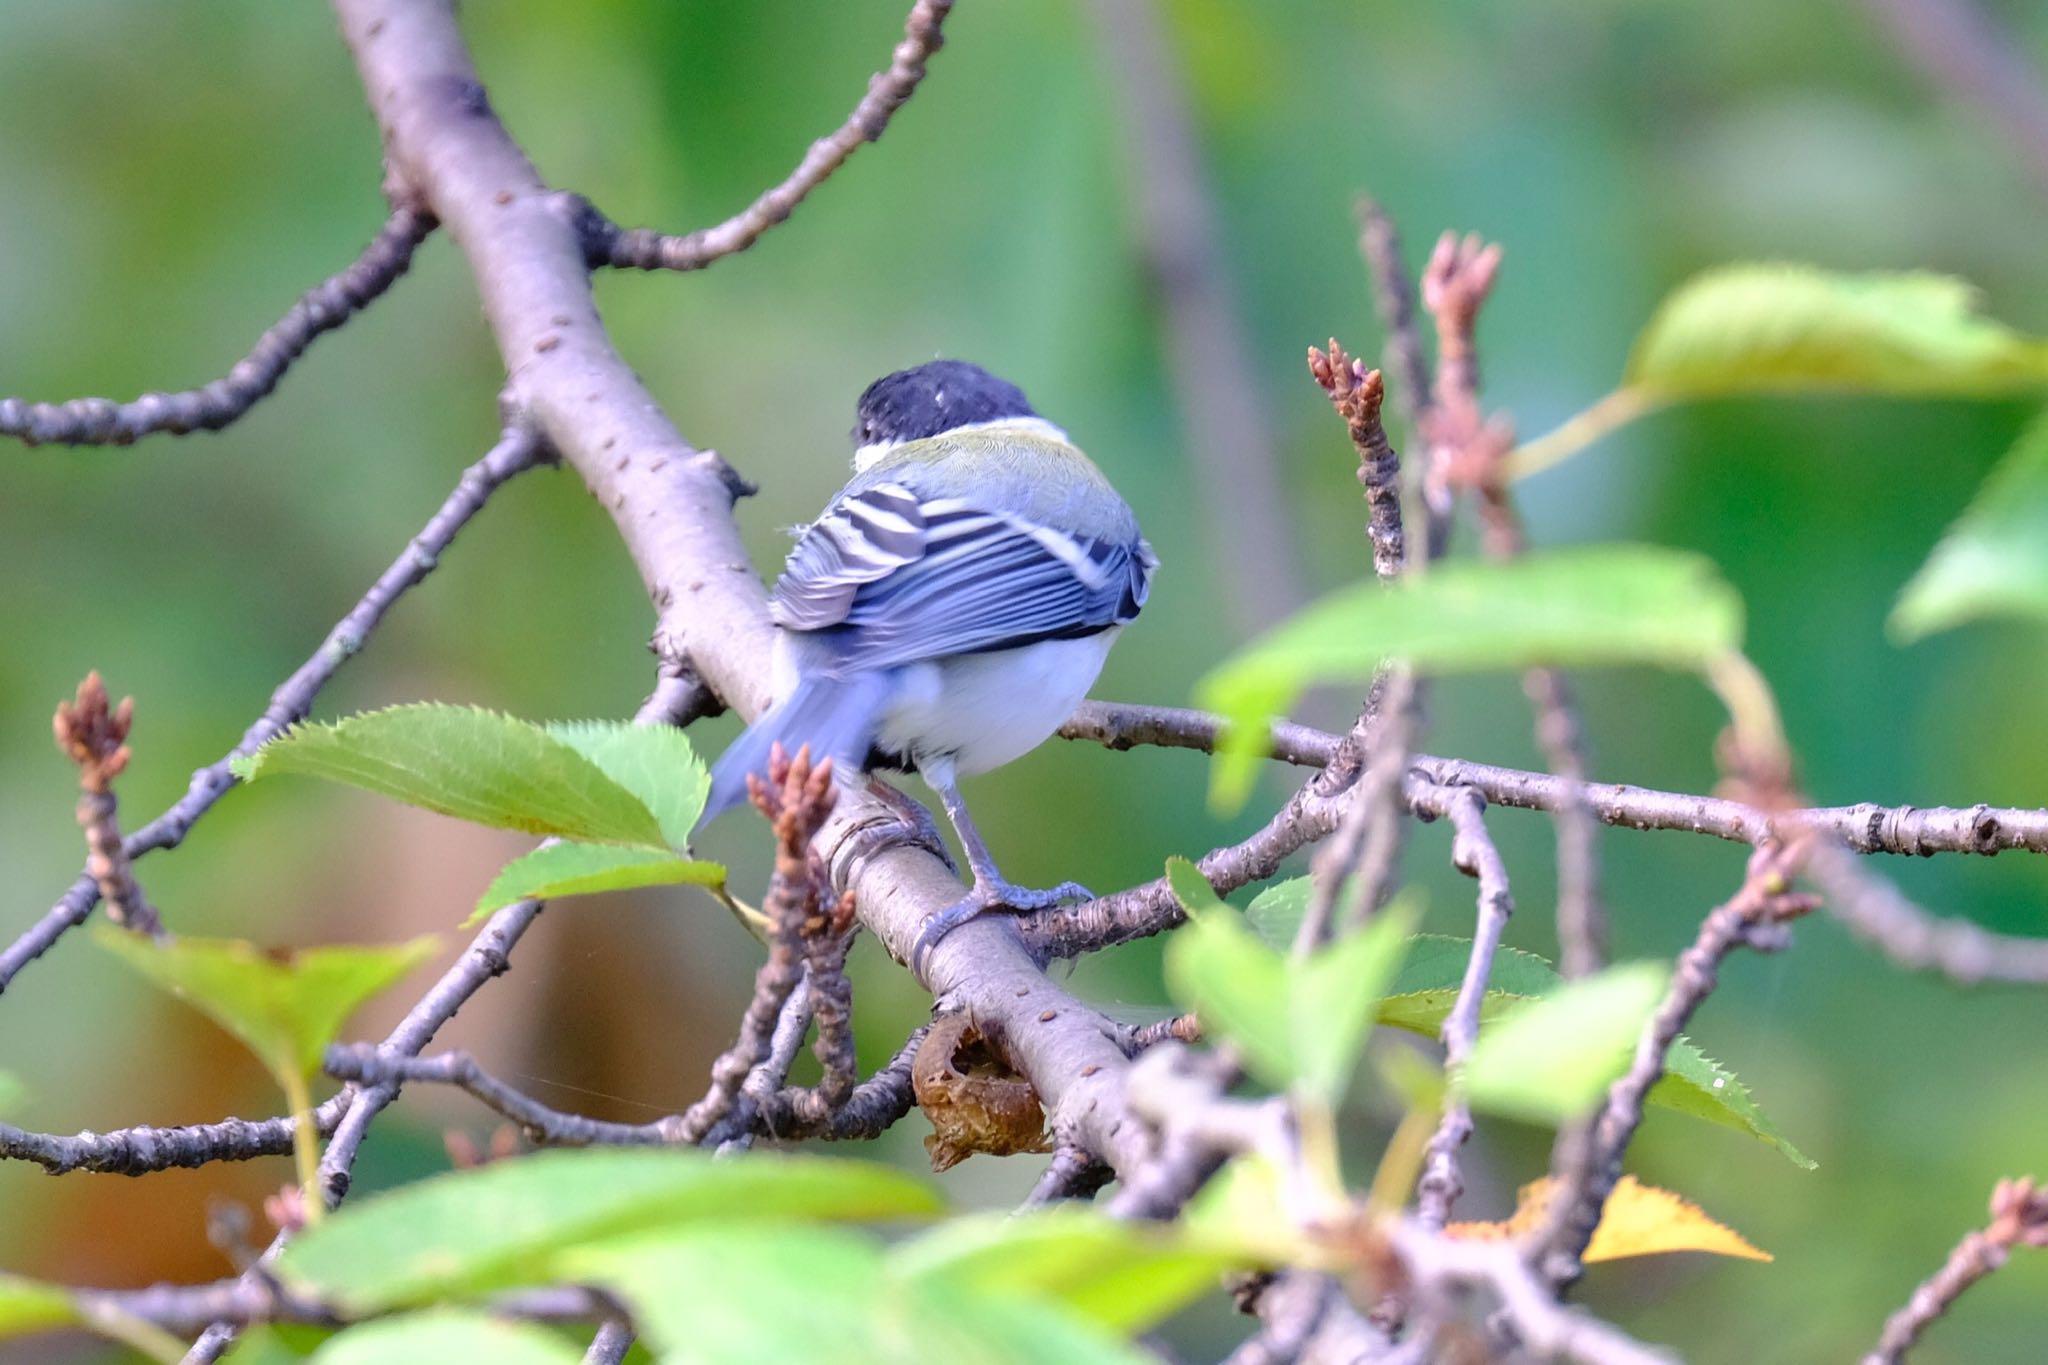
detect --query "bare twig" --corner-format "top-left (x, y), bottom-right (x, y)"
top-left (0, 1102), bottom-right (344, 1177)
top-left (52, 673), bottom-right (162, 937)
top-left (678, 746), bottom-right (842, 1140)
top-left (595, 0), bottom-right (953, 272)
top-left (1091, 0), bottom-right (1299, 630)
top-left (1355, 197), bottom-right (1434, 434)
top-left (1307, 342), bottom-right (1404, 583)
top-left (1023, 1143), bottom-right (1115, 1207)
top-left (0, 427), bottom-right (540, 992)
top-left (1805, 841), bottom-right (2048, 985)
top-left (1414, 785), bottom-right (1513, 1229)
top-left (583, 1319), bottom-right (636, 1365)
top-left (1126, 1013), bottom-right (1202, 1051)
top-left (0, 208), bottom-right (432, 446)
top-left (1865, 1175), bottom-right (2048, 1364)
top-left (1537, 843), bottom-right (1820, 1286)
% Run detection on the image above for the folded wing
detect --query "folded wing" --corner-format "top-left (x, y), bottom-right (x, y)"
top-left (772, 483), bottom-right (1155, 675)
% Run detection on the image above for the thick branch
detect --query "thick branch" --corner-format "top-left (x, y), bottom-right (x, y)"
top-left (0, 208), bottom-right (432, 447)
top-left (595, 1), bottom-right (954, 272)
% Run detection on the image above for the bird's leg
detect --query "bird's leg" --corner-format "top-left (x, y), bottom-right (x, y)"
top-left (862, 775), bottom-right (956, 871)
top-left (911, 766), bottom-right (1091, 970)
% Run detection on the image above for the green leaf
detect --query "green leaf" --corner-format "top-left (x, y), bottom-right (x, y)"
top-left (224, 1324), bottom-right (335, 1362)
top-left (890, 1208), bottom-right (1248, 1334)
top-left (1463, 961), bottom-right (1670, 1125)
top-left (1165, 894), bottom-right (1419, 1106)
top-left (277, 1148), bottom-right (942, 1313)
top-left (1893, 412), bottom-right (2048, 640)
top-left (544, 719), bottom-right (711, 850)
top-left (0, 1275), bottom-right (75, 1341)
top-left (1165, 856), bottom-right (1226, 915)
top-left (232, 704), bottom-right (667, 849)
top-left (568, 1225), bottom-right (1150, 1365)
top-left (1652, 1038), bottom-right (1817, 1170)
top-left (469, 841), bottom-right (725, 924)
top-left (1196, 547), bottom-right (1743, 807)
top-left (1243, 877), bottom-right (1309, 949)
top-left (308, 1312), bottom-right (580, 1365)
top-left (1626, 265), bottom-right (2048, 399)
top-left (95, 929), bottom-right (437, 1082)
top-left (567, 1225), bottom-right (891, 1363)
top-left (1387, 932), bottom-right (1564, 999)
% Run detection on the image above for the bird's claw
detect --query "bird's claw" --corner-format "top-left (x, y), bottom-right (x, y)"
top-left (909, 877), bottom-right (1094, 973)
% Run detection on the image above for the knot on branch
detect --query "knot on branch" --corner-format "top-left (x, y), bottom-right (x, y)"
top-left (911, 1012), bottom-right (1049, 1172)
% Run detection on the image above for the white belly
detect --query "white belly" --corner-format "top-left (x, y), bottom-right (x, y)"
top-left (874, 631), bottom-right (1118, 777)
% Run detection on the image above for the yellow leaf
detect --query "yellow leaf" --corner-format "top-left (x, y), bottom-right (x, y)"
top-left (1445, 1175), bottom-right (1771, 1263)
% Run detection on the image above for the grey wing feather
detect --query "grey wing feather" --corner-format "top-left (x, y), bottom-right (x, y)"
top-left (771, 487), bottom-right (1155, 675)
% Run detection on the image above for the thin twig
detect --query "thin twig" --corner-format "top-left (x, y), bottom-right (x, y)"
top-left (1804, 841), bottom-right (2048, 985)
top-left (583, 1319), bottom-right (636, 1365)
top-left (1414, 785), bottom-right (1513, 1229)
top-left (1023, 1143), bottom-right (1115, 1207)
top-left (1864, 1175), bottom-right (2048, 1364)
top-left (1308, 342), bottom-right (1404, 583)
top-left (52, 674), bottom-right (163, 937)
top-left (0, 428), bottom-right (541, 992)
top-left (1355, 197), bottom-right (1434, 434)
top-left (595, 0), bottom-right (954, 272)
top-left (0, 208), bottom-right (432, 446)
top-left (1535, 843), bottom-right (1819, 1287)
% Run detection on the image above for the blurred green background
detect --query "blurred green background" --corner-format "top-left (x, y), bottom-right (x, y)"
top-left (3, 1), bottom-right (2046, 1359)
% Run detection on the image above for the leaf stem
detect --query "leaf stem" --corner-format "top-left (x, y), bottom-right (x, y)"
top-left (1503, 387), bottom-right (1662, 482)
top-left (281, 1067), bottom-right (325, 1226)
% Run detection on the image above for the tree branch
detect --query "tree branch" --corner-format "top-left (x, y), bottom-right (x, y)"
top-left (0, 208), bottom-right (432, 447)
top-left (1536, 843), bottom-right (1819, 1287)
top-left (1865, 1175), bottom-right (2048, 1364)
top-left (594, 0), bottom-right (954, 273)
top-left (1414, 785), bottom-right (1513, 1229)
top-left (0, 427), bottom-right (540, 992)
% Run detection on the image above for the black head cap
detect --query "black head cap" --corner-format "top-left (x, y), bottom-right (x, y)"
top-left (852, 360), bottom-right (1039, 448)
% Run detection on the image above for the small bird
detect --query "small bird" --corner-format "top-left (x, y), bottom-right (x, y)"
top-left (698, 360), bottom-right (1156, 962)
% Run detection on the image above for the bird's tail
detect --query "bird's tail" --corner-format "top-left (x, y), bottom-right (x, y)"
top-left (695, 673), bottom-right (892, 833)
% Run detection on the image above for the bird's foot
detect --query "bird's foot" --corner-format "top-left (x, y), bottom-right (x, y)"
top-left (910, 875), bottom-right (1094, 973)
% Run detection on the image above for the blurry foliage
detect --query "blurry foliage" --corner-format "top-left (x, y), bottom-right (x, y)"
top-left (2, 0), bottom-right (2047, 1358)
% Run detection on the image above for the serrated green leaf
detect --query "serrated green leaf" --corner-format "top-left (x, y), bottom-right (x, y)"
top-left (1893, 411), bottom-right (2048, 640)
top-left (1165, 856), bottom-right (1226, 915)
top-left (1196, 547), bottom-right (1743, 808)
top-left (1380, 988), bottom-right (1812, 1167)
top-left (232, 704), bottom-right (667, 849)
top-left (0, 1274), bottom-right (75, 1341)
top-left (469, 842), bottom-right (725, 924)
top-left (1626, 265), bottom-right (2048, 399)
top-left (889, 1208), bottom-right (1248, 1334)
top-left (1166, 895), bottom-right (1419, 1106)
top-left (308, 1312), bottom-right (579, 1365)
top-left (543, 719), bottom-right (710, 850)
top-left (1654, 1038), bottom-right (1816, 1169)
top-left (95, 928), bottom-right (437, 1082)
top-left (1464, 961), bottom-right (1669, 1125)
top-left (278, 1148), bottom-right (942, 1313)
top-left (1387, 933), bottom-right (1563, 999)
